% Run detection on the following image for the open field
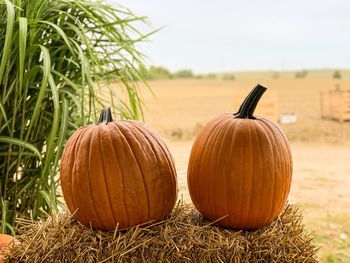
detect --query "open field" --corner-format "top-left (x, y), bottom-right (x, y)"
top-left (140, 78), bottom-right (350, 144)
top-left (139, 77), bottom-right (350, 262)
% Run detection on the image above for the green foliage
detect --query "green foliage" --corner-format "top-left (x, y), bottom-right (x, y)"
top-left (204, 73), bottom-right (217, 79)
top-left (223, 74), bottom-right (235, 80)
top-left (142, 66), bottom-right (201, 80)
top-left (295, 70), bottom-right (308, 78)
top-left (145, 66), bottom-right (172, 79)
top-left (333, 70), bottom-right (342, 79)
top-left (0, 0), bottom-right (150, 233)
top-left (173, 69), bottom-right (193, 79)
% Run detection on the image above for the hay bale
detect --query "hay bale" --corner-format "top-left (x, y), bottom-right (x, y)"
top-left (5, 203), bottom-right (317, 262)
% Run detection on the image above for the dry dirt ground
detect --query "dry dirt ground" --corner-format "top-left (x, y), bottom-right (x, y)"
top-left (138, 77), bottom-right (350, 262)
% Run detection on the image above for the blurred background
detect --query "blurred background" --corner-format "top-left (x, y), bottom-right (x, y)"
top-left (118, 0), bottom-right (350, 261)
top-left (2, 0), bottom-right (347, 261)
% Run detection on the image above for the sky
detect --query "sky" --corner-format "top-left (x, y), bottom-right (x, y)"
top-left (115, 0), bottom-right (350, 73)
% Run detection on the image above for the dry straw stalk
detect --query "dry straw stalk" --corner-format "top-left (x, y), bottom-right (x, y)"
top-left (4, 203), bottom-right (318, 263)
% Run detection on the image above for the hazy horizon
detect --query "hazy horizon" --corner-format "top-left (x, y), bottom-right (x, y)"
top-left (143, 66), bottom-right (350, 75)
top-left (116, 0), bottom-right (350, 73)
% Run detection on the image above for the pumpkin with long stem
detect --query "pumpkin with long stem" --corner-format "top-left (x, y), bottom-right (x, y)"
top-left (188, 85), bottom-right (292, 229)
top-left (60, 108), bottom-right (177, 230)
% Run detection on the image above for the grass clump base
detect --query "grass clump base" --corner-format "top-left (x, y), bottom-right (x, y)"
top-left (4, 203), bottom-right (317, 262)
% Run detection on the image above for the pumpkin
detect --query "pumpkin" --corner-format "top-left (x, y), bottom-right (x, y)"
top-left (187, 85), bottom-right (292, 229)
top-left (0, 234), bottom-right (18, 262)
top-left (60, 108), bottom-right (177, 230)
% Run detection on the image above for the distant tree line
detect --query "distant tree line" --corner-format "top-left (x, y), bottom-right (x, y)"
top-left (294, 69), bottom-right (344, 79)
top-left (295, 70), bottom-right (308, 78)
top-left (333, 70), bottom-right (341, 79)
top-left (141, 66), bottom-right (344, 80)
top-left (140, 66), bottom-right (192, 80)
top-left (141, 66), bottom-right (225, 80)
top-left (141, 66), bottom-right (238, 80)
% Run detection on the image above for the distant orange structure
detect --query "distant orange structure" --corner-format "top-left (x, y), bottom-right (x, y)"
top-left (321, 87), bottom-right (350, 122)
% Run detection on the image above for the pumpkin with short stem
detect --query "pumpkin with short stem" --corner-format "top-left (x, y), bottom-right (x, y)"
top-left (60, 108), bottom-right (177, 230)
top-left (188, 85), bottom-right (292, 229)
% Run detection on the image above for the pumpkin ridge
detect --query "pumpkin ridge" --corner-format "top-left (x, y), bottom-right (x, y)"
top-left (255, 122), bottom-right (271, 227)
top-left (72, 127), bottom-right (92, 225)
top-left (88, 126), bottom-right (114, 229)
top-left (219, 119), bottom-right (240, 223)
top-left (119, 120), bottom-right (178, 219)
top-left (236, 120), bottom-right (253, 225)
top-left (98, 125), bottom-right (118, 227)
top-left (260, 118), bottom-right (292, 158)
top-left (263, 118), bottom-right (293, 168)
top-left (61, 128), bottom-right (84, 217)
top-left (203, 118), bottom-right (231, 218)
top-left (267, 120), bottom-right (289, 224)
top-left (131, 124), bottom-right (175, 219)
top-left (248, 119), bottom-right (272, 227)
top-left (121, 123), bottom-right (154, 220)
top-left (190, 117), bottom-right (229, 214)
top-left (240, 121), bottom-right (265, 227)
top-left (210, 119), bottom-right (235, 221)
top-left (226, 119), bottom-right (241, 226)
top-left (188, 117), bottom-right (226, 206)
top-left (93, 126), bottom-right (117, 229)
top-left (109, 122), bottom-right (130, 227)
top-left (193, 118), bottom-right (221, 214)
top-left (83, 127), bottom-right (104, 228)
top-left (142, 124), bottom-right (177, 178)
top-left (232, 120), bottom-right (252, 226)
top-left (137, 123), bottom-right (178, 186)
top-left (255, 120), bottom-right (277, 225)
top-left (260, 119), bottom-right (292, 215)
top-left (116, 122), bottom-right (151, 222)
top-left (146, 128), bottom-right (178, 213)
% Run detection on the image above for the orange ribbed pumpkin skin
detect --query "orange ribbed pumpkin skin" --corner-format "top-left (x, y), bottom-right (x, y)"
top-left (188, 113), bottom-right (292, 229)
top-left (0, 234), bottom-right (18, 261)
top-left (60, 120), bottom-right (177, 230)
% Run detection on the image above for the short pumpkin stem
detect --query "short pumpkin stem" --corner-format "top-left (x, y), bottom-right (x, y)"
top-left (234, 84), bottom-right (267, 119)
top-left (98, 108), bottom-right (113, 124)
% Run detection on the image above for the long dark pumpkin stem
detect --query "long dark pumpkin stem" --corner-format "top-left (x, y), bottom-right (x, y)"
top-left (234, 84), bottom-right (267, 119)
top-left (98, 108), bottom-right (113, 124)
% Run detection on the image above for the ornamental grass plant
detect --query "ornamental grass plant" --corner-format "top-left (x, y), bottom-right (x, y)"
top-left (0, 0), bottom-right (150, 234)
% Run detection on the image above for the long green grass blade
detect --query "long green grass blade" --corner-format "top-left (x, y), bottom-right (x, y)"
top-left (41, 73), bottom-right (60, 181)
top-left (1, 199), bottom-right (9, 233)
top-left (15, 177), bottom-right (37, 197)
top-left (52, 97), bottom-right (68, 175)
top-left (24, 45), bottom-right (50, 140)
top-left (39, 190), bottom-right (58, 215)
top-left (0, 220), bottom-right (15, 235)
top-left (0, 0), bottom-right (15, 85)
top-left (39, 21), bottom-right (74, 53)
top-left (0, 101), bottom-right (8, 123)
top-left (0, 136), bottom-right (41, 160)
top-left (19, 17), bottom-right (28, 90)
